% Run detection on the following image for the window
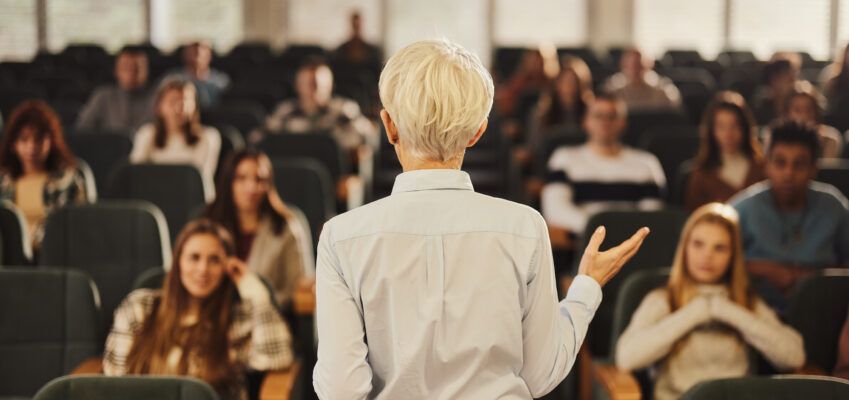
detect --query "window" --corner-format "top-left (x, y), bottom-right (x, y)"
top-left (385, 0), bottom-right (490, 66)
top-left (46, 0), bottom-right (145, 53)
top-left (729, 0), bottom-right (831, 60)
top-left (151, 0), bottom-right (243, 53)
top-left (634, 0), bottom-right (724, 59)
top-left (287, 0), bottom-right (382, 48)
top-left (0, 0), bottom-right (37, 61)
top-left (492, 0), bottom-right (587, 47)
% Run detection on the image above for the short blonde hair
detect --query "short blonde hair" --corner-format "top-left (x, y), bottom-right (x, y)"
top-left (379, 39), bottom-right (494, 162)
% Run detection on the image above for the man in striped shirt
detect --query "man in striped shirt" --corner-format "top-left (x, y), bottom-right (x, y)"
top-left (542, 94), bottom-right (666, 237)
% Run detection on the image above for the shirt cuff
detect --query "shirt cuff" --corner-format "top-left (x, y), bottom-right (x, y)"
top-left (564, 274), bottom-right (603, 311)
top-left (237, 272), bottom-right (272, 306)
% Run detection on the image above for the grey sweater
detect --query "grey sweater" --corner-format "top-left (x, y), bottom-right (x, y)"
top-left (616, 285), bottom-right (805, 400)
top-left (75, 85), bottom-right (155, 133)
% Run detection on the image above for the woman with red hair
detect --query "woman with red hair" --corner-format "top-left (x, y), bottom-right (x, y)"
top-left (0, 100), bottom-right (89, 249)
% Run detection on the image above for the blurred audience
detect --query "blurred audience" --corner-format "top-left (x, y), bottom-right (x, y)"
top-left (528, 55), bottom-right (594, 147)
top-left (686, 92), bottom-right (765, 211)
top-left (731, 121), bottom-right (849, 308)
top-left (104, 219), bottom-right (293, 400)
top-left (130, 79), bottom-right (221, 192)
top-left (822, 43), bottom-right (849, 127)
top-left (256, 58), bottom-right (377, 152)
top-left (333, 10), bottom-right (382, 76)
top-left (204, 149), bottom-right (314, 309)
top-left (782, 81), bottom-right (843, 158)
top-left (164, 41), bottom-right (230, 109)
top-left (75, 46), bottom-right (154, 133)
top-left (0, 100), bottom-right (89, 249)
top-left (602, 48), bottom-right (682, 112)
top-left (752, 58), bottom-right (798, 125)
top-left (541, 94), bottom-right (665, 243)
top-left (616, 203), bottom-right (805, 400)
top-left (495, 47), bottom-right (558, 125)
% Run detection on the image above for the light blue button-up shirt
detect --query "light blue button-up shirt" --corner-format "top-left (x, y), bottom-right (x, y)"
top-left (313, 169), bottom-right (602, 399)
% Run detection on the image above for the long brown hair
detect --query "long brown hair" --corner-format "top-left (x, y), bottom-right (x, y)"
top-left (0, 100), bottom-right (77, 178)
top-left (125, 219), bottom-right (240, 395)
top-left (667, 203), bottom-right (754, 312)
top-left (539, 55), bottom-right (594, 127)
top-left (694, 91), bottom-right (762, 171)
top-left (203, 149), bottom-right (293, 238)
top-left (153, 79), bottom-right (202, 149)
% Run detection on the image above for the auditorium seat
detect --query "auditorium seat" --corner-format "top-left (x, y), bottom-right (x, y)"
top-left (816, 159), bottom-right (849, 200)
top-left (575, 209), bottom-right (689, 358)
top-left (0, 201), bottom-right (32, 266)
top-left (66, 132), bottom-right (133, 192)
top-left (33, 376), bottom-right (220, 400)
top-left (105, 163), bottom-right (210, 243)
top-left (0, 268), bottom-right (100, 398)
top-left (786, 271), bottom-right (849, 375)
top-left (593, 268), bottom-right (670, 399)
top-left (681, 376), bottom-right (849, 400)
top-left (272, 158), bottom-right (335, 247)
top-left (638, 125), bottom-right (700, 199)
top-left (39, 201), bottom-right (171, 339)
top-left (624, 110), bottom-right (689, 147)
top-left (202, 100), bottom-right (266, 139)
top-left (260, 133), bottom-right (350, 183)
top-left (210, 123), bottom-right (246, 183)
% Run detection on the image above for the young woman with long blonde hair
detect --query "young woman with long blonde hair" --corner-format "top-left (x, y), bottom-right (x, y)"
top-left (616, 203), bottom-right (805, 400)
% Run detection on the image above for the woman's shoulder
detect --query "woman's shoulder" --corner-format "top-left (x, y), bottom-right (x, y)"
top-left (640, 288), bottom-right (672, 310)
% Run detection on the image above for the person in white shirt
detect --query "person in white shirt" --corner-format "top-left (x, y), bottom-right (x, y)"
top-left (130, 79), bottom-right (221, 195)
top-left (313, 39), bottom-right (650, 400)
top-left (541, 94), bottom-right (666, 238)
top-left (602, 48), bottom-right (682, 112)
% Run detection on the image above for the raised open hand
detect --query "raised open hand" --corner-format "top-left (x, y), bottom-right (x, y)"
top-left (577, 226), bottom-right (650, 287)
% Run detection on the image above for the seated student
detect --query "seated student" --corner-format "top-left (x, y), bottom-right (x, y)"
top-left (130, 79), bottom-right (221, 193)
top-left (104, 219), bottom-right (293, 400)
top-left (256, 58), bottom-right (377, 152)
top-left (163, 41), bottom-right (230, 109)
top-left (616, 203), bottom-right (805, 400)
top-left (731, 121), bottom-right (849, 307)
top-left (0, 100), bottom-right (89, 249)
top-left (752, 58), bottom-right (797, 125)
top-left (835, 309), bottom-right (849, 379)
top-left (542, 94), bottom-right (666, 239)
top-left (527, 55), bottom-right (594, 148)
top-left (783, 82), bottom-right (844, 158)
top-left (686, 92), bottom-right (765, 211)
top-left (75, 46), bottom-right (155, 133)
top-left (333, 10), bottom-right (383, 77)
top-left (204, 149), bottom-right (314, 308)
top-left (602, 48), bottom-right (682, 112)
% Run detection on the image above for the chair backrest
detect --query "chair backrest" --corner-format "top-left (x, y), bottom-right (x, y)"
top-left (625, 110), bottom-right (689, 147)
top-left (33, 375), bottom-right (220, 400)
top-left (786, 272), bottom-right (849, 373)
top-left (65, 132), bottom-right (133, 192)
top-left (76, 158), bottom-right (98, 202)
top-left (638, 125), bottom-right (700, 197)
top-left (0, 268), bottom-right (100, 397)
top-left (202, 100), bottom-right (265, 138)
top-left (105, 163), bottom-right (208, 243)
top-left (272, 158), bottom-right (335, 247)
top-left (0, 201), bottom-right (32, 265)
top-left (260, 133), bottom-right (350, 181)
top-left (39, 201), bottom-right (170, 340)
top-left (681, 376), bottom-right (849, 400)
top-left (609, 268), bottom-right (671, 359)
top-left (577, 209), bottom-right (688, 358)
top-left (816, 161), bottom-right (849, 200)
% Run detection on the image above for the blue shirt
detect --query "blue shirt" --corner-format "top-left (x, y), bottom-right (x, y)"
top-left (731, 181), bottom-right (849, 268)
top-left (163, 68), bottom-right (230, 108)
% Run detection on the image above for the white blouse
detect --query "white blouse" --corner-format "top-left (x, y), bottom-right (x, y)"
top-left (130, 123), bottom-right (221, 197)
top-left (314, 169), bottom-right (603, 399)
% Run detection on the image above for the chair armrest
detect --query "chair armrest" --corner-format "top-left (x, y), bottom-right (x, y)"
top-left (260, 361), bottom-right (302, 400)
top-left (72, 357), bottom-right (104, 375)
top-left (795, 363), bottom-right (827, 376)
top-left (593, 363), bottom-right (641, 400)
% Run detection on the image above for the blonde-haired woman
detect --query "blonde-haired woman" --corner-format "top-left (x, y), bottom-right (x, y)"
top-left (615, 203), bottom-right (805, 400)
top-left (314, 39), bottom-right (650, 399)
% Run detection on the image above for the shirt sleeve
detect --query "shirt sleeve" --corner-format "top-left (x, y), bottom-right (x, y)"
top-left (75, 89), bottom-right (107, 130)
top-left (236, 273), bottom-right (294, 371)
top-left (129, 125), bottom-right (153, 164)
top-left (518, 212), bottom-right (602, 397)
top-left (103, 291), bottom-right (149, 375)
top-left (313, 223), bottom-right (373, 400)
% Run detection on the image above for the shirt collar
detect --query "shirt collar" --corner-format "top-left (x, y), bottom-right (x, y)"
top-left (391, 169), bottom-right (475, 195)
